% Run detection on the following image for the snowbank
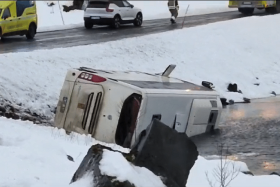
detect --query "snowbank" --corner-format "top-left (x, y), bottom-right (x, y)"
top-left (0, 117), bottom-right (128, 187)
top-left (0, 117), bottom-right (279, 187)
top-left (36, 1), bottom-right (234, 32)
top-left (100, 150), bottom-right (166, 187)
top-left (1, 13), bottom-right (280, 117)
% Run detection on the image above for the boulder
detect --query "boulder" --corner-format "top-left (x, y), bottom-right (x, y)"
top-left (70, 119), bottom-right (198, 187)
top-left (131, 119), bottom-right (198, 187)
top-left (70, 144), bottom-right (137, 187)
top-left (227, 83), bottom-right (243, 94)
top-left (227, 83), bottom-right (238, 92)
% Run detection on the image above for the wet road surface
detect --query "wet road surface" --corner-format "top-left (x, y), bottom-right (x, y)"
top-left (191, 96), bottom-right (280, 175)
top-left (0, 10), bottom-right (273, 54)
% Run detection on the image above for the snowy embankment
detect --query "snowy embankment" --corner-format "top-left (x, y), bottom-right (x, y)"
top-left (0, 117), bottom-right (279, 187)
top-left (37, 1), bottom-right (234, 32)
top-left (1, 13), bottom-right (280, 118)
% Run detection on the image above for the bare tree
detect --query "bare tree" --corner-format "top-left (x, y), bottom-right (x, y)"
top-left (205, 142), bottom-right (240, 187)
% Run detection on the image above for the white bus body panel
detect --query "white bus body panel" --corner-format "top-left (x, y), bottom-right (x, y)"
top-left (54, 67), bottom-right (223, 148)
top-left (131, 94), bottom-right (222, 146)
top-left (54, 69), bottom-right (143, 144)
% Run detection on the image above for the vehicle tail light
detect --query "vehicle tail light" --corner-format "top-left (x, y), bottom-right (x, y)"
top-left (78, 72), bottom-right (106, 83)
top-left (106, 4), bottom-right (114, 12)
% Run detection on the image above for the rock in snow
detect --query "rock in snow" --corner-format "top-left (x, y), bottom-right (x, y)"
top-left (131, 119), bottom-right (199, 187)
top-left (70, 144), bottom-right (138, 187)
top-left (70, 119), bottom-right (199, 187)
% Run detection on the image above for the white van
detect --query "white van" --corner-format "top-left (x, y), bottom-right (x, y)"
top-left (54, 65), bottom-right (223, 148)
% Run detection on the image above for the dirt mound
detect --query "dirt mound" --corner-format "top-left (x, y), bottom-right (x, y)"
top-left (0, 98), bottom-right (54, 126)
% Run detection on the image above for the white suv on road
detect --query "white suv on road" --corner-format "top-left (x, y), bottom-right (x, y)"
top-left (84, 0), bottom-right (143, 29)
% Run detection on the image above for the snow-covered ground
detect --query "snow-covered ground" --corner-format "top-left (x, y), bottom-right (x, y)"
top-left (1, 13), bottom-right (279, 118)
top-left (37, 1), bottom-right (235, 32)
top-left (0, 117), bottom-right (279, 187)
top-left (37, 1), bottom-right (84, 32)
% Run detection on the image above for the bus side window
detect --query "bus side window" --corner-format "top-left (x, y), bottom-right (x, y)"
top-left (152, 114), bottom-right (161, 121)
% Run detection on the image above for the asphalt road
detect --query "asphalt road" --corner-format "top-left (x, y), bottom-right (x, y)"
top-left (0, 10), bottom-right (272, 54)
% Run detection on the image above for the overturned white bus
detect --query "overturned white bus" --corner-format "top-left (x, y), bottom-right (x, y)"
top-left (54, 65), bottom-right (223, 148)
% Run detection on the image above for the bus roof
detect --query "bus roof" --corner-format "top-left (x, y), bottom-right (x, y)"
top-left (78, 67), bottom-right (213, 92)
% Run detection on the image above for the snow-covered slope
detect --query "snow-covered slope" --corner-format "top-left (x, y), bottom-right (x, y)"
top-left (1, 13), bottom-right (280, 118)
top-left (37, 1), bottom-right (234, 31)
top-left (37, 1), bottom-right (84, 31)
top-left (0, 117), bottom-right (279, 187)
